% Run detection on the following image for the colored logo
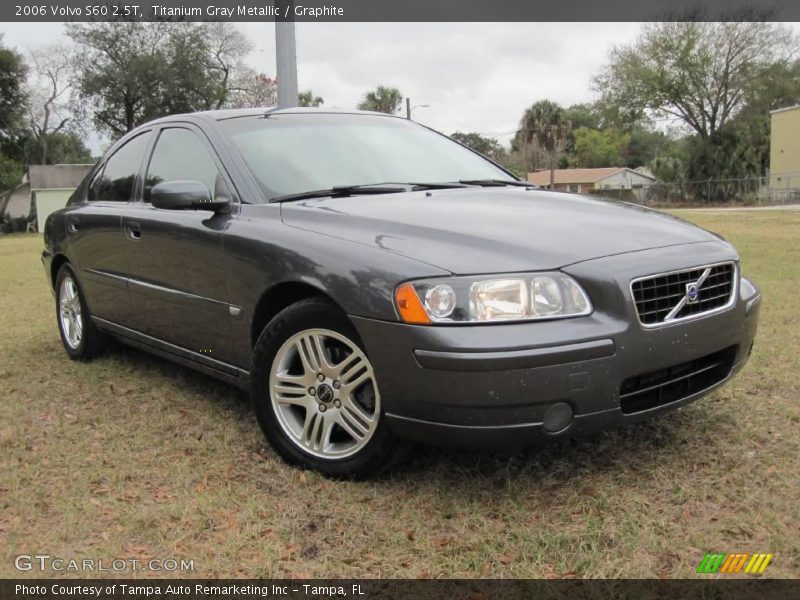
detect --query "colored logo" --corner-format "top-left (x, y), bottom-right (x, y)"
top-left (697, 552), bottom-right (773, 574)
top-left (686, 282), bottom-right (700, 304)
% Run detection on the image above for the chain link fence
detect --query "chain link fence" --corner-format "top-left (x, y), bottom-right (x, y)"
top-left (590, 172), bottom-right (800, 208)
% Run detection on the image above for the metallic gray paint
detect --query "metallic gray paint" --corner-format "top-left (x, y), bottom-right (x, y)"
top-left (42, 109), bottom-right (761, 450)
top-left (279, 189), bottom-right (720, 274)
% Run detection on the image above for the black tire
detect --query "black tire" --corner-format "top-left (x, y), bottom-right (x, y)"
top-left (55, 263), bottom-right (105, 360)
top-left (250, 297), bottom-right (404, 479)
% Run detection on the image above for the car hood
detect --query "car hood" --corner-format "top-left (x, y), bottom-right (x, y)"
top-left (280, 188), bottom-right (720, 274)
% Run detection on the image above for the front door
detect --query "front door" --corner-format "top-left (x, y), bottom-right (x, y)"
top-left (121, 125), bottom-right (237, 365)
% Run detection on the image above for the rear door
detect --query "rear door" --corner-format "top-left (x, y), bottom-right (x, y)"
top-left (65, 130), bottom-right (153, 327)
top-left (121, 124), bottom-right (238, 364)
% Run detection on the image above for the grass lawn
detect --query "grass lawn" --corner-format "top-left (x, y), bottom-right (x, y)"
top-left (0, 210), bottom-right (798, 579)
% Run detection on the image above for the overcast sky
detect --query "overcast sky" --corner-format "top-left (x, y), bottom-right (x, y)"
top-left (0, 21), bottom-right (708, 151)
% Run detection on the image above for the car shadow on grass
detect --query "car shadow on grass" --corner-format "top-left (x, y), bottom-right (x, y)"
top-left (107, 340), bottom-right (251, 409)
top-left (101, 340), bottom-right (730, 488)
top-left (386, 406), bottom-right (732, 491)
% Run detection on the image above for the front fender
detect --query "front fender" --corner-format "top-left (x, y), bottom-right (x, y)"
top-left (223, 204), bottom-right (450, 367)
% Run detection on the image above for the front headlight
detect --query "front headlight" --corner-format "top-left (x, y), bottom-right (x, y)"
top-left (395, 273), bottom-right (592, 324)
top-left (471, 278), bottom-right (528, 320)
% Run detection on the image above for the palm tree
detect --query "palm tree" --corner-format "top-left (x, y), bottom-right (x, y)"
top-left (297, 90), bottom-right (324, 107)
top-left (518, 100), bottom-right (571, 189)
top-left (357, 85), bottom-right (403, 114)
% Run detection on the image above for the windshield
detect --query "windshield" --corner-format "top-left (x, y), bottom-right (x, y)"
top-left (218, 113), bottom-right (514, 201)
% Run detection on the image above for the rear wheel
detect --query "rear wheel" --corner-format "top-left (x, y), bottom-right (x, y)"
top-left (251, 298), bottom-right (402, 478)
top-left (55, 264), bottom-right (105, 360)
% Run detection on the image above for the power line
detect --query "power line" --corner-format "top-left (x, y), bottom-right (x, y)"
top-left (476, 126), bottom-right (570, 139)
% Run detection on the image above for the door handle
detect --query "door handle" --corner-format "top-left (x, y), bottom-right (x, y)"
top-left (67, 218), bottom-right (79, 233)
top-left (125, 221), bottom-right (142, 240)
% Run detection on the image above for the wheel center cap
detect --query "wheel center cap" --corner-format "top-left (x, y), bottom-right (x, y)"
top-left (317, 383), bottom-right (334, 403)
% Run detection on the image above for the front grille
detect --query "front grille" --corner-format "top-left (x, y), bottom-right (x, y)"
top-left (631, 263), bottom-right (735, 325)
top-left (619, 346), bottom-right (736, 414)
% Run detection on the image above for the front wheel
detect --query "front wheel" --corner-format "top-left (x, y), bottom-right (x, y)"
top-left (251, 298), bottom-right (403, 479)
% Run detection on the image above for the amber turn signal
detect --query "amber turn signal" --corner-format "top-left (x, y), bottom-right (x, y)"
top-left (394, 283), bottom-right (431, 324)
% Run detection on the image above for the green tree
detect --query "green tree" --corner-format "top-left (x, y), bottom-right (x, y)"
top-left (68, 22), bottom-right (253, 138)
top-left (23, 131), bottom-right (92, 165)
top-left (594, 19), bottom-right (797, 139)
top-left (450, 131), bottom-right (503, 160)
top-left (0, 154), bottom-right (22, 193)
top-left (650, 154), bottom-right (685, 183)
top-left (518, 100), bottom-right (571, 188)
top-left (730, 59), bottom-right (800, 174)
top-left (0, 34), bottom-right (27, 141)
top-left (592, 96), bottom-right (651, 132)
top-left (357, 86), bottom-right (403, 114)
top-left (0, 35), bottom-right (27, 192)
top-left (563, 103), bottom-right (603, 131)
top-left (69, 23), bottom-right (172, 136)
top-left (740, 59), bottom-right (800, 118)
top-left (624, 128), bottom-right (673, 168)
top-left (159, 25), bottom-right (221, 113)
top-left (684, 125), bottom-right (764, 181)
top-left (561, 103), bottom-right (605, 159)
top-left (569, 128), bottom-right (630, 168)
top-left (298, 90), bottom-right (324, 107)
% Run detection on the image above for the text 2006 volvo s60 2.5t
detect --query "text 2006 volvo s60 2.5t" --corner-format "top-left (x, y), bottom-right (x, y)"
top-left (43, 108), bottom-right (761, 477)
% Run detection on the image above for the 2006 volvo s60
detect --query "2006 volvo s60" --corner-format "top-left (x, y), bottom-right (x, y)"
top-left (43, 108), bottom-right (761, 477)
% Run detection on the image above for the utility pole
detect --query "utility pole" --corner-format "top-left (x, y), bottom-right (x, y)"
top-left (405, 98), bottom-right (430, 120)
top-left (275, 1), bottom-right (298, 109)
top-left (523, 137), bottom-right (529, 178)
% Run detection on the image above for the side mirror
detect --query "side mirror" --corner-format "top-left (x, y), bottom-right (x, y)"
top-left (150, 180), bottom-right (230, 213)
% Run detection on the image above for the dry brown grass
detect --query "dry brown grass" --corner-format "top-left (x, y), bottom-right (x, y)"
top-left (0, 210), bottom-right (798, 578)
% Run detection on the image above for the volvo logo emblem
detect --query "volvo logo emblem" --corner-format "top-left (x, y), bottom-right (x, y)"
top-left (317, 384), bottom-right (334, 403)
top-left (686, 282), bottom-right (700, 304)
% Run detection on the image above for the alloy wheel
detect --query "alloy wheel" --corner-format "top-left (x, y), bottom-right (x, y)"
top-left (269, 328), bottom-right (380, 459)
top-left (59, 276), bottom-right (83, 350)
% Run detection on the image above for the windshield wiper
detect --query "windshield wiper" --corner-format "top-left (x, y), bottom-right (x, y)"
top-left (269, 184), bottom-right (407, 203)
top-left (408, 182), bottom-right (470, 190)
top-left (269, 180), bottom-right (532, 203)
top-left (458, 179), bottom-right (536, 188)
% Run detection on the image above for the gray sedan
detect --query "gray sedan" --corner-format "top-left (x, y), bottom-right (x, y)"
top-left (42, 108), bottom-right (761, 478)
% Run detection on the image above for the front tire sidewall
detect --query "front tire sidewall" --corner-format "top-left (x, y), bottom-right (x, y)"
top-left (251, 299), bottom-right (397, 479)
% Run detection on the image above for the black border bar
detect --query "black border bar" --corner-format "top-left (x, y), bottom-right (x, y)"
top-left (4, 579), bottom-right (800, 600)
top-left (3, 0), bottom-right (800, 22)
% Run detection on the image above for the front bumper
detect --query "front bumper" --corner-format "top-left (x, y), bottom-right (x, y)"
top-left (352, 244), bottom-right (761, 450)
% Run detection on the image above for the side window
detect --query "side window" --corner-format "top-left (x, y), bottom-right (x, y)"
top-left (145, 128), bottom-right (223, 202)
top-left (92, 132), bottom-right (152, 202)
top-left (86, 167), bottom-right (105, 201)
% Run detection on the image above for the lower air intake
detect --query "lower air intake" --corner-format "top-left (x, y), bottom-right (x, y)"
top-left (619, 346), bottom-right (737, 414)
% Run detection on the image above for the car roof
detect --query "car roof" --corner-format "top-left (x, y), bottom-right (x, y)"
top-left (148, 106), bottom-right (401, 125)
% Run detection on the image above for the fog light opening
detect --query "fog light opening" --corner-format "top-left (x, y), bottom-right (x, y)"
top-left (542, 402), bottom-right (574, 434)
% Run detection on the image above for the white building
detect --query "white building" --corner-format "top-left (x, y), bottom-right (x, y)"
top-left (527, 167), bottom-right (656, 197)
top-left (0, 164), bottom-right (93, 232)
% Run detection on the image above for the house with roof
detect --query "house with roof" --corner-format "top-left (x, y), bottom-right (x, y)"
top-left (526, 167), bottom-right (656, 197)
top-left (0, 163), bottom-right (93, 233)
